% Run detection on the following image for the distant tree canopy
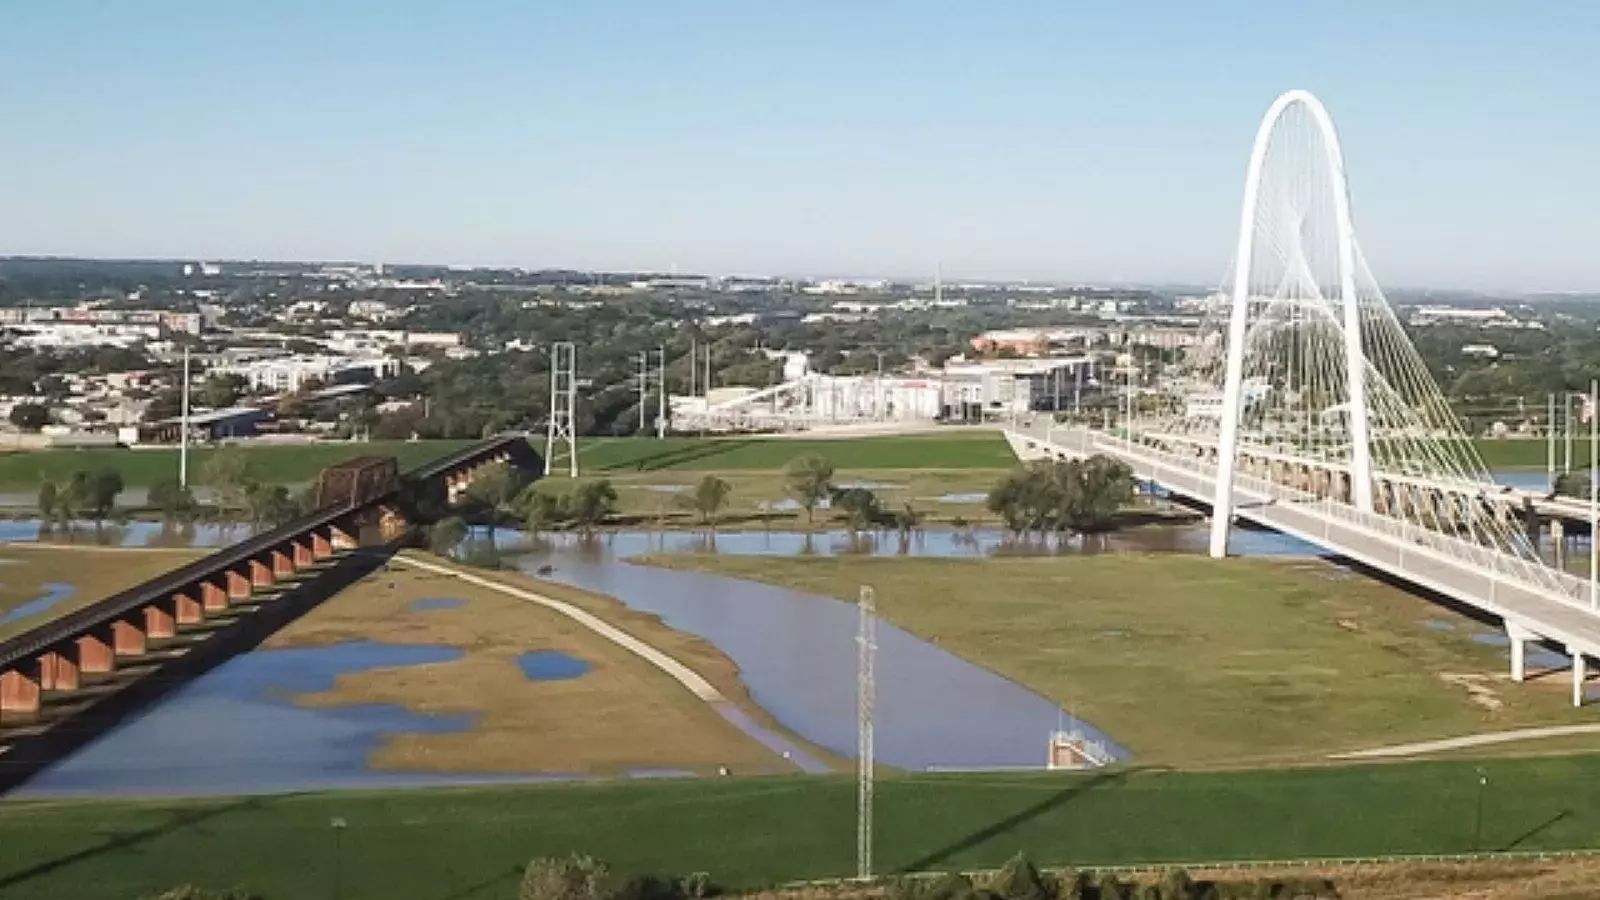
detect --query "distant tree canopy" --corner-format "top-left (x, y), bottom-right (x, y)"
top-left (8, 402), bottom-right (48, 432)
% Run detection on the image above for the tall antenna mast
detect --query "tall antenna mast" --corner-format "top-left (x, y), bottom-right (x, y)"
top-left (545, 342), bottom-right (578, 477)
top-left (856, 584), bottom-right (877, 880)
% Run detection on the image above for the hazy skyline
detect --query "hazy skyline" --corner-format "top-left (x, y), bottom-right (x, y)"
top-left (1, 2), bottom-right (1596, 291)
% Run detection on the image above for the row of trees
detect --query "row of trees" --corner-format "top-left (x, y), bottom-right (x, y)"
top-left (36, 467), bottom-right (125, 531)
top-left (985, 456), bottom-right (1136, 536)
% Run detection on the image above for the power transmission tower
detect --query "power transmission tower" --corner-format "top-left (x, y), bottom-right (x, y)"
top-left (545, 342), bottom-right (577, 477)
top-left (856, 585), bottom-right (877, 880)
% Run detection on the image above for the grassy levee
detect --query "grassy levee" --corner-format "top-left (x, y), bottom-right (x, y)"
top-left (1470, 438), bottom-right (1592, 470)
top-left (0, 440), bottom-right (476, 492)
top-left (640, 554), bottom-right (1600, 766)
top-left (2, 760), bottom-right (1600, 899)
top-left (0, 544), bottom-right (206, 639)
top-left (576, 431), bottom-right (1015, 472)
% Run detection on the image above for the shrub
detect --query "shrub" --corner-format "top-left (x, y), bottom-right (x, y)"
top-left (680, 872), bottom-right (718, 899)
top-left (142, 888), bottom-right (262, 900)
top-left (520, 854), bottom-right (614, 900)
top-left (994, 853), bottom-right (1053, 900)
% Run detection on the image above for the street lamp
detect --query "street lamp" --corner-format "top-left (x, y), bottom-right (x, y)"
top-left (331, 816), bottom-right (348, 900)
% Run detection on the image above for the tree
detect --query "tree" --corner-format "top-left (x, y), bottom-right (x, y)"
top-left (8, 402), bottom-right (48, 432)
top-left (518, 487), bottom-right (570, 536)
top-left (994, 853), bottom-right (1053, 900)
top-left (148, 479), bottom-right (199, 524)
top-left (689, 474), bottom-right (732, 526)
top-left (568, 480), bottom-right (618, 534)
top-left (830, 487), bottom-right (884, 532)
top-left (199, 446), bottom-right (253, 514)
top-left (58, 467), bottom-right (123, 529)
top-left (243, 482), bottom-right (298, 528)
top-left (429, 515), bottom-right (468, 556)
top-left (985, 455), bottom-right (1135, 537)
top-left (37, 481), bottom-right (57, 522)
top-left (1554, 470), bottom-right (1591, 499)
top-left (458, 461), bottom-right (530, 542)
top-left (199, 373), bottom-right (247, 409)
top-left (784, 454), bottom-right (835, 523)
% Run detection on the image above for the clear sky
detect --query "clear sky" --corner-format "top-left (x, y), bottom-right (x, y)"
top-left (0, 1), bottom-right (1595, 290)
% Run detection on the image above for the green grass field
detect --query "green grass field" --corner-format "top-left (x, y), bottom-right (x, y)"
top-left (0, 440), bottom-right (476, 492)
top-left (2, 760), bottom-right (1598, 899)
top-left (640, 555), bottom-right (1600, 766)
top-left (1473, 438), bottom-right (1592, 470)
top-left (575, 431), bottom-right (1015, 472)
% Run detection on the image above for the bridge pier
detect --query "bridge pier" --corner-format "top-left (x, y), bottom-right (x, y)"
top-left (294, 540), bottom-right (315, 569)
top-left (272, 549), bottom-right (295, 579)
top-left (174, 591), bottom-right (203, 625)
top-left (1571, 648), bottom-right (1588, 708)
top-left (202, 581), bottom-right (229, 613)
top-left (1552, 519), bottom-right (1567, 570)
top-left (112, 619), bottom-right (146, 656)
top-left (144, 604), bottom-right (175, 639)
top-left (39, 651), bottom-right (77, 691)
top-left (248, 559), bottom-right (273, 589)
top-left (76, 633), bottom-right (114, 674)
top-left (1, 667), bottom-right (40, 713)
top-left (1507, 622), bottom-right (1538, 682)
top-left (225, 570), bottom-right (251, 602)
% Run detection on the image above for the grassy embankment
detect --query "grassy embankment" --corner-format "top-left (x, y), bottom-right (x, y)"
top-left (0, 544), bottom-right (206, 640)
top-left (540, 432), bottom-right (1018, 527)
top-left (0, 439), bottom-right (477, 494)
top-left (641, 554), bottom-right (1600, 766)
top-left (261, 559), bottom-right (826, 776)
top-left (3, 759), bottom-right (1600, 899)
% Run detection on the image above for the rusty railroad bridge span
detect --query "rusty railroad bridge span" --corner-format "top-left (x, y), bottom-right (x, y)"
top-left (0, 434), bottom-right (539, 789)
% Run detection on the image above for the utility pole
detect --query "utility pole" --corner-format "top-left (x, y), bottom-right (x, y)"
top-left (856, 585), bottom-right (877, 881)
top-left (1549, 393), bottom-right (1558, 493)
top-left (1566, 392), bottom-right (1575, 474)
top-left (545, 342), bottom-right (578, 477)
top-left (656, 345), bottom-right (667, 439)
top-left (637, 351), bottom-right (649, 433)
top-left (1590, 380), bottom-right (1596, 609)
top-left (179, 345), bottom-right (191, 488)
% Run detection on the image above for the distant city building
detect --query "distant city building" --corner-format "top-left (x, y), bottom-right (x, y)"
top-left (212, 354), bottom-right (401, 393)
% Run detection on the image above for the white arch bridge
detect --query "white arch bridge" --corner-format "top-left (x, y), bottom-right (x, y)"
top-left (1010, 89), bottom-right (1600, 707)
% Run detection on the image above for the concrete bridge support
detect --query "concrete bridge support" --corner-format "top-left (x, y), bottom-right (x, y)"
top-left (1507, 621), bottom-right (1538, 683)
top-left (1570, 648), bottom-right (1589, 708)
top-left (1553, 519), bottom-right (1567, 570)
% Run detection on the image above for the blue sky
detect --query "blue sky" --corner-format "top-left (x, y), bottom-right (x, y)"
top-left (0, 2), bottom-right (1595, 289)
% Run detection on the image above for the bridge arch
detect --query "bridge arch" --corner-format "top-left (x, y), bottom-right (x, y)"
top-left (1210, 89), bottom-right (1373, 557)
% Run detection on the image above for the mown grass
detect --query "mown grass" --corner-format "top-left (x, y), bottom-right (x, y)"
top-left (0, 440), bottom-right (477, 492)
top-left (2, 759), bottom-right (1599, 899)
top-left (639, 554), bottom-right (1600, 766)
top-left (576, 432), bottom-right (1016, 472)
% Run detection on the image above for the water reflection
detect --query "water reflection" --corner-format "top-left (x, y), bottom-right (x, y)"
top-left (0, 519), bottom-right (253, 548)
top-left (14, 641), bottom-right (495, 797)
top-left (0, 582), bottom-right (75, 626)
top-left (510, 537), bottom-right (1128, 770)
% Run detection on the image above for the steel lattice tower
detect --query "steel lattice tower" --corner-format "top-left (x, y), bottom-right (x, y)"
top-left (545, 342), bottom-right (578, 477)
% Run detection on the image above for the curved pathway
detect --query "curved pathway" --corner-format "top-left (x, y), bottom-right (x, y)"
top-left (1329, 724), bottom-right (1600, 760)
top-left (390, 553), bottom-right (829, 772)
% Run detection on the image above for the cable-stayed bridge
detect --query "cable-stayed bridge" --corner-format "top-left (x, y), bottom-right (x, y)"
top-left (1008, 89), bottom-right (1600, 706)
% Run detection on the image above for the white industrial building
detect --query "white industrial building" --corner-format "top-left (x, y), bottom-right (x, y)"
top-left (212, 354), bottom-right (401, 392)
top-left (671, 356), bottom-right (1099, 433)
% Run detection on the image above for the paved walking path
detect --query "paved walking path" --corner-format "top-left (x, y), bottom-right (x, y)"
top-left (393, 552), bottom-right (723, 701)
top-left (1329, 724), bottom-right (1600, 760)
top-left (391, 553), bottom-right (830, 772)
